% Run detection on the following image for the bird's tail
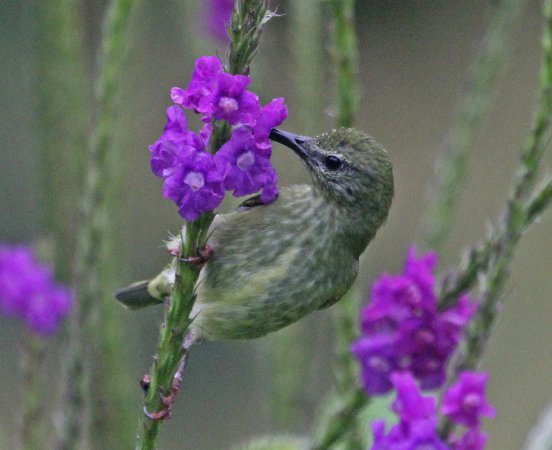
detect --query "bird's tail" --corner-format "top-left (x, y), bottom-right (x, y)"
top-left (113, 280), bottom-right (164, 310)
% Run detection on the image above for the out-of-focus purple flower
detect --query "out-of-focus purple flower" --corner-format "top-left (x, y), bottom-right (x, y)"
top-left (451, 428), bottom-right (488, 450)
top-left (0, 245), bottom-right (72, 335)
top-left (371, 373), bottom-right (448, 450)
top-left (369, 371), bottom-right (494, 449)
top-left (203, 0), bottom-right (234, 42)
top-left (171, 56), bottom-right (223, 111)
top-left (215, 127), bottom-right (278, 203)
top-left (351, 247), bottom-right (476, 394)
top-left (442, 371), bottom-right (496, 427)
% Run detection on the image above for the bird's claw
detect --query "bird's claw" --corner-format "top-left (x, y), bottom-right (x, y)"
top-left (143, 405), bottom-right (171, 421)
top-left (180, 244), bottom-right (213, 268)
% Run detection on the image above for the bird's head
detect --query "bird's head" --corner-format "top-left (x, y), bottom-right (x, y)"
top-left (270, 127), bottom-right (394, 229)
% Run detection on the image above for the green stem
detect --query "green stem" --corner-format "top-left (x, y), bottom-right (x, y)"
top-left (439, 0), bottom-right (552, 439)
top-left (35, 0), bottom-right (89, 283)
top-left (20, 333), bottom-right (48, 450)
top-left (58, 1), bottom-right (138, 449)
top-left (330, 0), bottom-right (358, 128)
top-left (419, 0), bottom-right (525, 252)
top-left (311, 387), bottom-right (368, 450)
top-left (136, 3), bottom-right (270, 449)
top-left (439, 0), bottom-right (552, 310)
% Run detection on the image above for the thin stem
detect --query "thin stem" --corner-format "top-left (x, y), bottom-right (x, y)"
top-left (136, 3), bottom-right (270, 449)
top-left (311, 387), bottom-right (368, 450)
top-left (58, 1), bottom-right (138, 448)
top-left (20, 333), bottom-right (48, 450)
top-left (419, 0), bottom-right (525, 252)
top-left (329, 0), bottom-right (358, 128)
top-left (35, 0), bottom-right (89, 283)
top-left (440, 0), bottom-right (552, 310)
top-left (439, 0), bottom-right (552, 439)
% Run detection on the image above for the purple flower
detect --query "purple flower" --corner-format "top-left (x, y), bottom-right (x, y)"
top-left (0, 245), bottom-right (72, 335)
top-left (371, 373), bottom-right (448, 450)
top-left (163, 148), bottom-right (225, 221)
top-left (206, 72), bottom-right (260, 125)
top-left (151, 55), bottom-right (288, 219)
top-left (451, 428), bottom-right (488, 450)
top-left (352, 247), bottom-right (475, 394)
top-left (442, 371), bottom-right (496, 427)
top-left (149, 106), bottom-right (207, 177)
top-left (215, 127), bottom-right (278, 203)
top-left (254, 98), bottom-right (289, 149)
top-left (203, 0), bottom-right (233, 42)
top-left (171, 56), bottom-right (223, 111)
top-left (369, 371), bottom-right (495, 449)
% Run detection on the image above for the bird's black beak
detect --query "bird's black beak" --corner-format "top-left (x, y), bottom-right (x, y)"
top-left (269, 128), bottom-right (312, 163)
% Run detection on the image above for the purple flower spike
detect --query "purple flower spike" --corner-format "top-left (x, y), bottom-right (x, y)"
top-left (442, 371), bottom-right (496, 427)
top-left (215, 127), bottom-right (278, 203)
top-left (0, 245), bottom-right (72, 335)
top-left (451, 428), bottom-right (488, 450)
top-left (203, 0), bottom-right (233, 42)
top-left (391, 372), bottom-right (436, 423)
top-left (370, 373), bottom-right (448, 450)
top-left (163, 148), bottom-right (225, 221)
top-left (151, 55), bottom-right (287, 218)
top-left (352, 246), bottom-right (475, 395)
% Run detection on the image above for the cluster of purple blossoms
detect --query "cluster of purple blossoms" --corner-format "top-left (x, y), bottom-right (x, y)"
top-left (372, 372), bottom-right (495, 449)
top-left (351, 247), bottom-right (476, 394)
top-left (202, 0), bottom-right (234, 42)
top-left (0, 245), bottom-right (72, 335)
top-left (150, 56), bottom-right (287, 221)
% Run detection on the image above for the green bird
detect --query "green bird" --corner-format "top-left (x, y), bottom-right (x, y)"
top-left (114, 127), bottom-right (394, 341)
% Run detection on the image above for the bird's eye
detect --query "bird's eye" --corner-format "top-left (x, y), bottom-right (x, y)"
top-left (325, 155), bottom-right (343, 171)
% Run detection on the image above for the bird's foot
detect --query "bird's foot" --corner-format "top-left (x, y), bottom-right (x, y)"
top-left (180, 244), bottom-right (213, 268)
top-left (141, 351), bottom-right (189, 421)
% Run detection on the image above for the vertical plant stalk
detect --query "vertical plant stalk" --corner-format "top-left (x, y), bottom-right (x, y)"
top-left (58, 1), bottom-right (138, 449)
top-left (33, 1), bottom-right (88, 448)
top-left (331, 0), bottom-right (359, 394)
top-left (419, 0), bottom-right (525, 252)
top-left (439, 0), bottom-right (552, 439)
top-left (20, 334), bottom-right (48, 450)
top-left (35, 0), bottom-right (89, 283)
top-left (312, 1), bottom-right (365, 449)
top-left (137, 2), bottom-right (269, 449)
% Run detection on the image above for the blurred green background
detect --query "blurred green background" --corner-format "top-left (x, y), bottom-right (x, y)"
top-left (1, 1), bottom-right (551, 449)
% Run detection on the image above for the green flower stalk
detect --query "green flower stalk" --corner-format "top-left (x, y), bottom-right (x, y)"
top-left (438, 0), bottom-right (552, 439)
top-left (58, 1), bottom-right (138, 448)
top-left (20, 334), bottom-right (48, 450)
top-left (137, 3), bottom-right (270, 449)
top-left (32, 1), bottom-right (87, 447)
top-left (419, 0), bottom-right (526, 252)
